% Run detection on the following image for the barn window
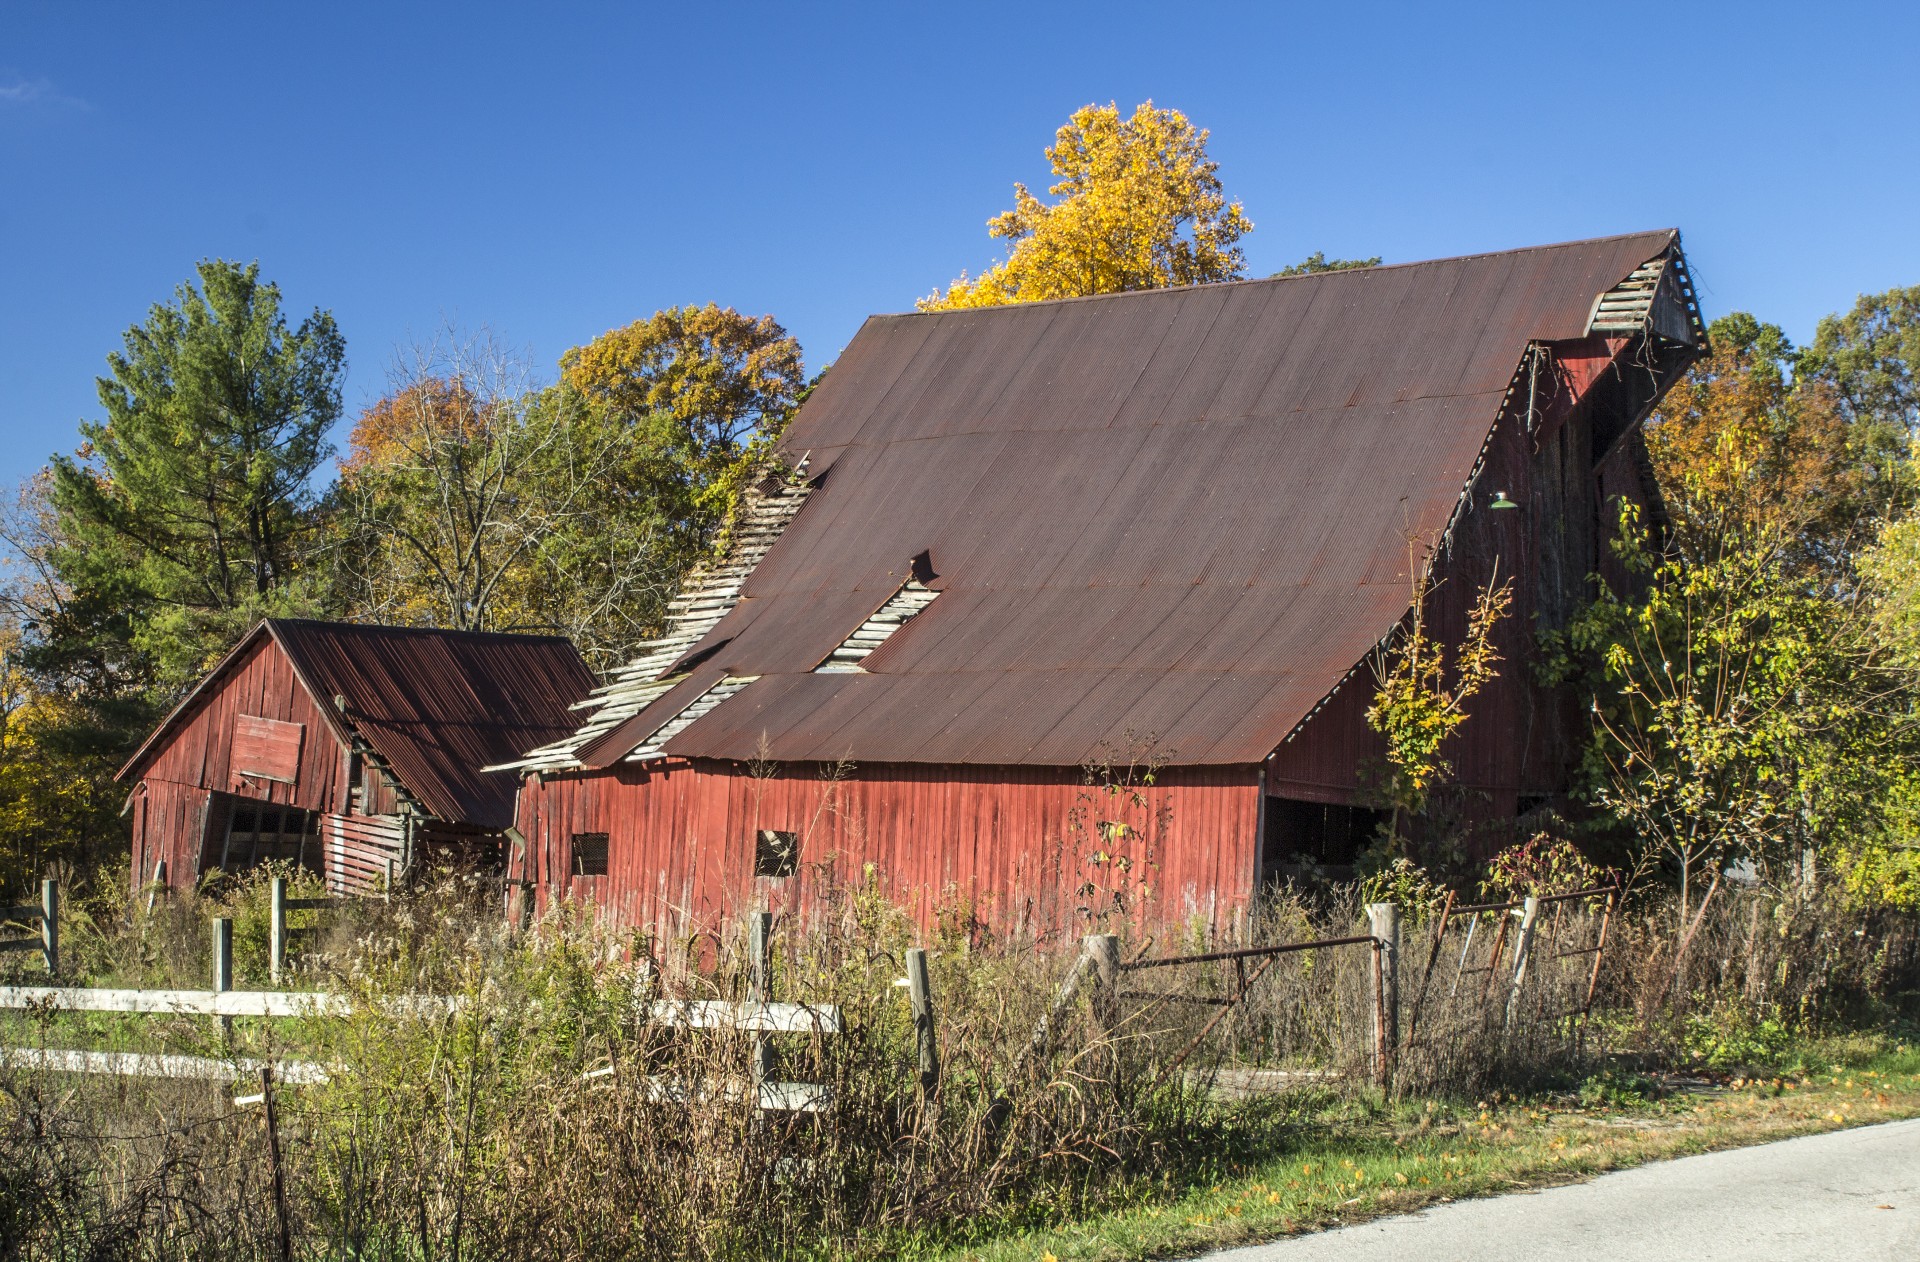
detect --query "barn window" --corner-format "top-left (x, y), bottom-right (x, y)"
top-left (571, 833), bottom-right (610, 877)
top-left (755, 830), bottom-right (798, 878)
top-left (1261, 796), bottom-right (1387, 875)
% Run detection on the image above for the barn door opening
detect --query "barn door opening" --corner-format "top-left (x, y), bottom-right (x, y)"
top-left (212, 791), bottom-right (321, 875)
top-left (1260, 795), bottom-right (1387, 881)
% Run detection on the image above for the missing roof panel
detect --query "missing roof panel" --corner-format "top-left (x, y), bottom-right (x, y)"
top-left (815, 579), bottom-right (939, 673)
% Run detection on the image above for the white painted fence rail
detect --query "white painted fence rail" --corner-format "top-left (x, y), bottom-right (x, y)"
top-left (0, 986), bottom-right (464, 1019)
top-left (649, 998), bottom-right (843, 1033)
top-left (0, 1047), bottom-right (331, 1084)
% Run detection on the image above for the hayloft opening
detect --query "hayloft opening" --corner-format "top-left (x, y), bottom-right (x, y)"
top-left (1261, 795), bottom-right (1387, 876)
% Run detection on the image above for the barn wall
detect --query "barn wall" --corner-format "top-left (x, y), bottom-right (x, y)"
top-left (137, 635), bottom-right (347, 810)
top-left (1265, 337), bottom-right (1656, 838)
top-left (515, 760), bottom-right (1261, 937)
top-left (130, 634), bottom-right (350, 891)
top-left (130, 778), bottom-right (216, 891)
top-left (360, 764), bottom-right (408, 816)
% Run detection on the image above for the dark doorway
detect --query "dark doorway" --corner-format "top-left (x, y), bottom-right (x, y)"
top-left (215, 793), bottom-right (320, 873)
top-left (1261, 795), bottom-right (1388, 879)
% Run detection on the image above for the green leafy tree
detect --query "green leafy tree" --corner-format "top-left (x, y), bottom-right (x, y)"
top-left (329, 332), bottom-right (707, 670)
top-left (1273, 251), bottom-right (1381, 277)
top-left (559, 304), bottom-right (805, 524)
top-left (1644, 313), bottom-right (1897, 580)
top-left (1559, 305), bottom-right (1920, 925)
top-left (45, 260), bottom-right (343, 693)
top-left (1559, 504), bottom-right (1909, 956)
top-left (1802, 285), bottom-right (1920, 438)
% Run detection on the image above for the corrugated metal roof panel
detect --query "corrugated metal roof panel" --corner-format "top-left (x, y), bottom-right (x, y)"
top-left (267, 621), bottom-right (593, 827)
top-left (586, 232), bottom-right (1692, 768)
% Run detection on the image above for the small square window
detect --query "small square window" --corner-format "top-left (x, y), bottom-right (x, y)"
top-left (571, 832), bottom-right (610, 877)
top-left (755, 830), bottom-right (798, 879)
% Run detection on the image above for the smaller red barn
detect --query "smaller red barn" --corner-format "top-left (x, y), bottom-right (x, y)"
top-left (118, 620), bottom-right (594, 894)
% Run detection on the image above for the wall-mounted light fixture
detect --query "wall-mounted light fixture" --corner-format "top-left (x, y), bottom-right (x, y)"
top-left (1490, 490), bottom-right (1519, 510)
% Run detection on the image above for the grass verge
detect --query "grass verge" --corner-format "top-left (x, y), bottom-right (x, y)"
top-left (925, 1037), bottom-right (1920, 1262)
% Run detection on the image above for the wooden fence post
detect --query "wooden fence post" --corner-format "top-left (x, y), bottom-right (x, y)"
top-left (1366, 902), bottom-right (1399, 1083)
top-left (212, 916), bottom-right (234, 994)
top-left (269, 877), bottom-right (288, 985)
top-left (906, 946), bottom-right (939, 1113)
top-left (213, 915), bottom-right (234, 1044)
top-left (1505, 895), bottom-right (1540, 1028)
top-left (260, 1065), bottom-right (293, 1262)
top-left (145, 859), bottom-right (165, 917)
top-left (749, 911), bottom-right (773, 1089)
top-left (40, 878), bottom-right (58, 977)
top-left (1085, 934), bottom-right (1120, 1036)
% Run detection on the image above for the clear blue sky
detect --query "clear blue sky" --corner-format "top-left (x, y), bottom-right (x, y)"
top-left (4, 2), bottom-right (1917, 490)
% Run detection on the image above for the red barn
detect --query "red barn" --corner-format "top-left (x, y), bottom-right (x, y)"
top-left (502, 231), bottom-right (1706, 936)
top-left (119, 620), bottom-right (594, 894)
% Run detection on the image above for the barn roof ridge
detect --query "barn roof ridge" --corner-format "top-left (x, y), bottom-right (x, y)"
top-left (855, 229), bottom-right (1681, 321)
top-left (262, 617), bottom-right (579, 646)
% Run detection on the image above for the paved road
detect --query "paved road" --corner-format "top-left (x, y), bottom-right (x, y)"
top-left (1205, 1119), bottom-right (1920, 1261)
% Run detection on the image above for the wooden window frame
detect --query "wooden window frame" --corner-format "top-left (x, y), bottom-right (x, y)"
top-left (571, 832), bottom-right (610, 878)
top-left (755, 829), bottom-right (798, 879)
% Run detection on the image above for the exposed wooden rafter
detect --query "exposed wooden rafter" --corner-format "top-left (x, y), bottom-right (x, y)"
top-left (496, 468), bottom-right (812, 773)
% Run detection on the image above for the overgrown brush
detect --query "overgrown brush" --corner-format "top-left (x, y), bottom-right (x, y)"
top-left (0, 864), bottom-right (1915, 1260)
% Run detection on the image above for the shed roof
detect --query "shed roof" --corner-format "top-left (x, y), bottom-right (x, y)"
top-left (547, 230), bottom-right (1700, 770)
top-left (122, 620), bottom-right (595, 827)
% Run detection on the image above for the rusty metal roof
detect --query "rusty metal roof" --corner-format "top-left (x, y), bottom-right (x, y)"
top-left (124, 620), bottom-right (595, 827)
top-left (577, 231), bottom-right (1692, 768)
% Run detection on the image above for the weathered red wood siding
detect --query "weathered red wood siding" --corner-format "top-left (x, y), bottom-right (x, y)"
top-left (131, 778), bottom-right (215, 891)
top-left (137, 635), bottom-right (346, 810)
top-left (130, 633), bottom-right (348, 891)
top-left (515, 761), bottom-right (1260, 936)
top-left (360, 764), bottom-right (407, 817)
top-left (1266, 337), bottom-right (1661, 837)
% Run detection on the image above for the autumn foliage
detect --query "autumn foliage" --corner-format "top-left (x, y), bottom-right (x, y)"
top-left (921, 101), bottom-right (1252, 309)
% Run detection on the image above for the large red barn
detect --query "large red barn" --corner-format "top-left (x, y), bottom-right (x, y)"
top-left (501, 231), bottom-right (1706, 936)
top-left (119, 620), bottom-right (594, 894)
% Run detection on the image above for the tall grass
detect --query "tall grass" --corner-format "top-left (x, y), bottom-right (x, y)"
top-left (0, 863), bottom-right (1914, 1260)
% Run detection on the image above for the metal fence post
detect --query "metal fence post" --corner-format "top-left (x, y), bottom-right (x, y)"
top-left (906, 946), bottom-right (939, 1114)
top-left (40, 878), bottom-right (58, 977)
top-left (1505, 895), bottom-right (1540, 1028)
top-left (269, 877), bottom-right (287, 985)
top-left (1366, 902), bottom-right (1399, 1081)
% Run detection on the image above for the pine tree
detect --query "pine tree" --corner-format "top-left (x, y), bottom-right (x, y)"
top-left (45, 259), bottom-right (344, 693)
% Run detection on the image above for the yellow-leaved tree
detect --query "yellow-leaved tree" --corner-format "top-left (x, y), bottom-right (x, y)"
top-left (920, 101), bottom-right (1252, 310)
